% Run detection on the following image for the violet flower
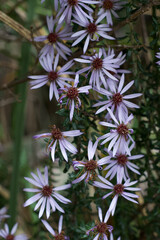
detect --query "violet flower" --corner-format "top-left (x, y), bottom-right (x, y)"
top-left (86, 208), bottom-right (113, 240)
top-left (58, 74), bottom-right (92, 121)
top-left (0, 223), bottom-right (28, 240)
top-left (33, 125), bottom-right (82, 162)
top-left (72, 16), bottom-right (114, 53)
top-left (29, 54), bottom-right (74, 101)
top-left (98, 0), bottom-right (126, 26)
top-left (93, 175), bottom-right (140, 216)
top-left (99, 107), bottom-right (134, 156)
top-left (34, 16), bottom-right (72, 59)
top-left (0, 207), bottom-right (10, 224)
top-left (156, 49), bottom-right (160, 65)
top-left (23, 167), bottom-right (71, 218)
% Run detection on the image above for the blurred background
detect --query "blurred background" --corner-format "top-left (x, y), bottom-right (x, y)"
top-left (0, 0), bottom-right (160, 239)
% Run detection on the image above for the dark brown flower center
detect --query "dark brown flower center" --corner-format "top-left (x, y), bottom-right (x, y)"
top-left (55, 233), bottom-right (65, 240)
top-left (68, 0), bottom-right (78, 6)
top-left (97, 222), bottom-right (108, 234)
top-left (112, 93), bottom-right (123, 106)
top-left (48, 33), bottom-right (58, 43)
top-left (87, 23), bottom-right (97, 34)
top-left (85, 160), bottom-right (97, 171)
top-left (92, 58), bottom-right (103, 70)
top-left (42, 185), bottom-right (52, 197)
top-left (117, 124), bottom-right (129, 136)
top-left (117, 154), bottom-right (128, 166)
top-left (67, 87), bottom-right (79, 100)
top-left (103, 0), bottom-right (113, 9)
top-left (48, 71), bottom-right (58, 82)
top-left (6, 235), bottom-right (14, 240)
top-left (51, 126), bottom-right (62, 140)
top-left (114, 184), bottom-right (124, 194)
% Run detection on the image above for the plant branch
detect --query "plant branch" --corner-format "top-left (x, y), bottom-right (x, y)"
top-left (114, 0), bottom-right (160, 30)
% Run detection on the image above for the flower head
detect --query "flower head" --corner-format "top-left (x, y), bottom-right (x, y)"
top-left (0, 207), bottom-right (10, 223)
top-left (72, 17), bottom-right (114, 53)
top-left (33, 126), bottom-right (82, 162)
top-left (42, 215), bottom-right (69, 240)
top-left (99, 107), bottom-right (134, 156)
top-left (23, 167), bottom-right (71, 218)
top-left (58, 74), bottom-right (92, 121)
top-left (93, 175), bottom-right (140, 215)
top-left (86, 208), bottom-right (113, 240)
top-left (75, 48), bottom-right (120, 89)
top-left (0, 223), bottom-right (28, 240)
top-left (98, 0), bottom-right (126, 26)
top-left (29, 54), bottom-right (74, 101)
top-left (93, 74), bottom-right (142, 117)
top-left (156, 49), bottom-right (160, 65)
top-left (34, 16), bottom-right (72, 59)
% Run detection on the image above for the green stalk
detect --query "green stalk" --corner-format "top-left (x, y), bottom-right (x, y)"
top-left (9, 0), bottom-right (36, 226)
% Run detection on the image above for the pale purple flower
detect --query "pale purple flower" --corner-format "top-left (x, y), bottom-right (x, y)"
top-left (33, 125), bottom-right (83, 162)
top-left (72, 16), bottom-right (114, 53)
top-left (98, 0), bottom-right (126, 26)
top-left (0, 207), bottom-right (10, 223)
top-left (72, 140), bottom-right (102, 184)
top-left (75, 48), bottom-right (120, 89)
top-left (99, 147), bottom-right (143, 181)
top-left (58, 74), bottom-right (92, 121)
top-left (42, 215), bottom-right (69, 239)
top-left (34, 16), bottom-right (72, 59)
top-left (86, 208), bottom-right (113, 240)
top-left (99, 107), bottom-right (134, 156)
top-left (0, 223), bottom-right (28, 240)
top-left (93, 74), bottom-right (142, 116)
top-left (23, 167), bottom-right (71, 218)
top-left (58, 0), bottom-right (98, 24)
top-left (29, 54), bottom-right (74, 101)
top-left (93, 175), bottom-right (140, 216)
top-left (156, 49), bottom-right (160, 65)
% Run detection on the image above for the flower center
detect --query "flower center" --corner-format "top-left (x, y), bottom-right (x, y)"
top-left (117, 124), bottom-right (129, 136)
top-left (42, 185), bottom-right (52, 197)
top-left (68, 0), bottom-right (78, 6)
top-left (6, 235), bottom-right (14, 240)
top-left (55, 233), bottom-right (65, 240)
top-left (114, 184), bottom-right (124, 194)
top-left (51, 126), bottom-right (62, 140)
top-left (116, 154), bottom-right (128, 166)
top-left (112, 93), bottom-right (123, 106)
top-left (97, 222), bottom-right (108, 234)
top-left (103, 0), bottom-right (113, 10)
top-left (67, 87), bottom-right (79, 100)
top-left (85, 160), bottom-right (97, 171)
top-left (48, 71), bottom-right (58, 82)
top-left (47, 33), bottom-right (58, 43)
top-left (92, 58), bottom-right (103, 70)
top-left (87, 23), bottom-right (97, 34)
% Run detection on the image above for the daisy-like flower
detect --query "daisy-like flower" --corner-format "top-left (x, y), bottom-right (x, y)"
top-left (34, 16), bottom-right (72, 59)
top-left (23, 167), bottom-right (71, 218)
top-left (93, 175), bottom-right (140, 216)
top-left (58, 74), bottom-right (92, 121)
top-left (93, 74), bottom-right (142, 116)
top-left (98, 0), bottom-right (126, 26)
top-left (99, 107), bottom-right (134, 156)
top-left (0, 223), bottom-right (28, 240)
top-left (29, 54), bottom-right (74, 101)
top-left (156, 49), bottom-right (160, 65)
top-left (75, 48), bottom-right (120, 89)
top-left (42, 216), bottom-right (69, 240)
top-left (58, 0), bottom-right (98, 24)
top-left (33, 125), bottom-right (82, 162)
top-left (72, 16), bottom-right (114, 54)
top-left (72, 140), bottom-right (105, 184)
top-left (86, 208), bottom-right (113, 240)
top-left (100, 147), bottom-right (143, 181)
top-left (0, 207), bottom-right (10, 223)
